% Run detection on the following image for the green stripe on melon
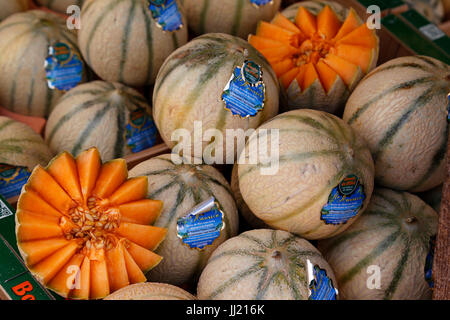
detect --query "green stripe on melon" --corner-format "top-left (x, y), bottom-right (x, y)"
top-left (128, 154), bottom-right (239, 286)
top-left (0, 10), bottom-right (87, 117)
top-left (153, 33), bottom-right (279, 162)
top-left (237, 109), bottom-right (375, 240)
top-left (343, 55), bottom-right (450, 192)
top-left (318, 188), bottom-right (438, 300)
top-left (78, 0), bottom-right (188, 87)
top-left (181, 0), bottom-right (281, 39)
top-left (197, 229), bottom-right (337, 300)
top-left (45, 81), bottom-right (154, 161)
top-left (0, 0), bottom-right (28, 21)
top-left (0, 116), bottom-right (54, 169)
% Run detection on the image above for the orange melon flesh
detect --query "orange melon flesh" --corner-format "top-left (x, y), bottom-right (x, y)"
top-left (116, 222), bottom-right (167, 251)
top-left (295, 7), bottom-right (317, 37)
top-left (20, 238), bottom-right (70, 266)
top-left (27, 166), bottom-right (74, 213)
top-left (248, 34), bottom-right (288, 51)
top-left (259, 46), bottom-right (298, 63)
top-left (126, 241), bottom-right (163, 273)
top-left (76, 147), bottom-right (101, 203)
top-left (90, 250), bottom-right (110, 299)
top-left (323, 53), bottom-right (360, 87)
top-left (317, 5), bottom-right (341, 39)
top-left (106, 244), bottom-right (129, 292)
top-left (31, 241), bottom-right (80, 284)
top-left (119, 199), bottom-right (163, 225)
top-left (108, 177), bottom-right (148, 205)
top-left (272, 12), bottom-right (302, 34)
top-left (48, 152), bottom-right (83, 204)
top-left (17, 209), bottom-right (60, 224)
top-left (337, 24), bottom-right (378, 48)
top-left (333, 8), bottom-right (361, 41)
top-left (92, 159), bottom-right (128, 199)
top-left (123, 244), bottom-right (147, 283)
top-left (256, 21), bottom-right (298, 46)
top-left (280, 67), bottom-right (301, 89)
top-left (48, 253), bottom-right (84, 297)
top-left (272, 59), bottom-right (295, 77)
top-left (315, 60), bottom-right (338, 93)
top-left (17, 190), bottom-right (63, 219)
top-left (70, 257), bottom-right (90, 300)
top-left (295, 64), bottom-right (308, 89)
top-left (17, 214), bottom-right (63, 241)
top-left (302, 63), bottom-right (320, 91)
top-left (332, 44), bottom-right (374, 73)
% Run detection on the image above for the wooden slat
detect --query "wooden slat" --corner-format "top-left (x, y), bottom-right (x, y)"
top-left (432, 132), bottom-right (450, 300)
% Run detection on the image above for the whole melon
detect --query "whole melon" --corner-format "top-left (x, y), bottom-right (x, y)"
top-left (45, 81), bottom-right (158, 161)
top-left (153, 33), bottom-right (279, 163)
top-left (128, 154), bottom-right (239, 286)
top-left (197, 229), bottom-right (338, 300)
top-left (0, 10), bottom-right (87, 117)
top-left (237, 109), bottom-right (375, 240)
top-left (318, 188), bottom-right (438, 300)
top-left (343, 55), bottom-right (450, 192)
top-left (0, 0), bottom-right (28, 21)
top-left (0, 116), bottom-right (54, 171)
top-left (78, 0), bottom-right (188, 87)
top-left (36, 0), bottom-right (85, 13)
top-left (104, 282), bottom-right (196, 300)
top-left (230, 164), bottom-right (268, 229)
top-left (181, 0), bottom-right (281, 39)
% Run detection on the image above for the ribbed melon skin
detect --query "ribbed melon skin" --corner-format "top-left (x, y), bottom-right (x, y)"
top-left (104, 282), bottom-right (196, 300)
top-left (343, 55), bottom-right (450, 193)
top-left (153, 33), bottom-right (279, 162)
top-left (78, 0), bottom-right (188, 87)
top-left (45, 81), bottom-right (154, 161)
top-left (36, 0), bottom-right (85, 13)
top-left (197, 229), bottom-right (337, 300)
top-left (0, 0), bottom-right (28, 21)
top-left (238, 109), bottom-right (375, 240)
top-left (0, 116), bottom-right (54, 169)
top-left (181, 0), bottom-right (281, 39)
top-left (0, 10), bottom-right (87, 117)
top-left (128, 154), bottom-right (239, 286)
top-left (318, 188), bottom-right (438, 300)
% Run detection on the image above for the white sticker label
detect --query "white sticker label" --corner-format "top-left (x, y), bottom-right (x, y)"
top-left (0, 198), bottom-right (13, 220)
top-left (419, 24), bottom-right (445, 41)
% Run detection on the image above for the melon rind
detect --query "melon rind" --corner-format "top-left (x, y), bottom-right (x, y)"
top-left (104, 282), bottom-right (196, 300)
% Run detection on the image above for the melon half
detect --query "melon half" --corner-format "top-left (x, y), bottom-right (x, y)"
top-left (15, 148), bottom-right (167, 299)
top-left (249, 4), bottom-right (379, 113)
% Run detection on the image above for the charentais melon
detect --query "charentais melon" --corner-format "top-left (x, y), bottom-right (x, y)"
top-left (0, 0), bottom-right (28, 21)
top-left (15, 147), bottom-right (167, 299)
top-left (104, 282), bottom-right (196, 300)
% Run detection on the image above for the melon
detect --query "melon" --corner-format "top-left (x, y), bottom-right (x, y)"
top-left (0, 116), bottom-right (54, 199)
top-left (0, 0), bottom-right (28, 21)
top-left (104, 282), bottom-right (196, 300)
top-left (15, 147), bottom-right (166, 299)
top-left (0, 10), bottom-right (88, 117)
top-left (128, 154), bottom-right (239, 286)
top-left (281, 0), bottom-right (348, 22)
top-left (36, 0), bottom-right (85, 13)
top-left (403, 0), bottom-right (445, 24)
top-left (230, 164), bottom-right (268, 229)
top-left (197, 229), bottom-right (338, 300)
top-left (153, 33), bottom-right (279, 163)
top-left (78, 0), bottom-right (188, 87)
top-left (181, 0), bottom-right (281, 39)
top-left (343, 55), bottom-right (450, 192)
top-left (45, 81), bottom-right (158, 162)
top-left (318, 188), bottom-right (438, 300)
top-left (237, 109), bottom-right (375, 240)
top-left (249, 3), bottom-right (379, 114)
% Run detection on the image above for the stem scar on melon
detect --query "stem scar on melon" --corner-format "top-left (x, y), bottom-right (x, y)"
top-left (15, 147), bottom-right (166, 300)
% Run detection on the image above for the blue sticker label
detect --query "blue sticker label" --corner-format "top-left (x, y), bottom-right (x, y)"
top-left (321, 175), bottom-right (365, 225)
top-left (0, 164), bottom-right (30, 200)
top-left (309, 265), bottom-right (337, 300)
top-left (177, 197), bottom-right (225, 250)
top-left (149, 0), bottom-right (183, 32)
top-left (45, 42), bottom-right (83, 91)
top-left (424, 236), bottom-right (435, 288)
top-left (125, 108), bottom-right (158, 153)
top-left (222, 60), bottom-right (265, 118)
top-left (250, 0), bottom-right (273, 7)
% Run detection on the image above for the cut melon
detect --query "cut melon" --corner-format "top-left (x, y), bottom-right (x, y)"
top-left (250, 4), bottom-right (379, 113)
top-left (15, 148), bottom-right (167, 299)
